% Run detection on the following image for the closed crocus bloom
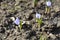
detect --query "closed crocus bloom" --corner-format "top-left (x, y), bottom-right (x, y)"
top-left (36, 12), bottom-right (41, 19)
top-left (14, 17), bottom-right (20, 25)
top-left (46, 1), bottom-right (51, 6)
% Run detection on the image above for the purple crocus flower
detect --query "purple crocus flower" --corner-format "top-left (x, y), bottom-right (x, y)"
top-left (36, 12), bottom-right (41, 19)
top-left (46, 1), bottom-right (51, 6)
top-left (14, 17), bottom-right (20, 25)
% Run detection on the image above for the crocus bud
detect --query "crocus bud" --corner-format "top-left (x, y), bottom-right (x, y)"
top-left (14, 17), bottom-right (20, 25)
top-left (36, 12), bottom-right (41, 19)
top-left (46, 1), bottom-right (51, 6)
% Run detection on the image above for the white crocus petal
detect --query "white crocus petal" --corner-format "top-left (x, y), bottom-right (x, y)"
top-left (36, 12), bottom-right (41, 19)
top-left (46, 1), bottom-right (51, 6)
top-left (14, 17), bottom-right (20, 25)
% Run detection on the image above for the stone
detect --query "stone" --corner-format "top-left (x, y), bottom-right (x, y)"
top-left (57, 21), bottom-right (60, 27)
top-left (54, 6), bottom-right (60, 12)
top-left (31, 36), bottom-right (37, 40)
top-left (49, 33), bottom-right (56, 39)
top-left (57, 17), bottom-right (60, 27)
top-left (51, 12), bottom-right (56, 18)
top-left (10, 17), bottom-right (15, 21)
top-left (22, 21), bottom-right (26, 25)
top-left (26, 21), bottom-right (30, 24)
top-left (44, 21), bottom-right (49, 25)
top-left (53, 17), bottom-right (58, 25)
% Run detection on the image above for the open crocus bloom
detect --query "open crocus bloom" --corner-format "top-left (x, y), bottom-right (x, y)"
top-left (14, 17), bottom-right (20, 25)
top-left (36, 12), bottom-right (41, 19)
top-left (46, 1), bottom-right (51, 6)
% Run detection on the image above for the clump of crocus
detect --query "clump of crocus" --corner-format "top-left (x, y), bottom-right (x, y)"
top-left (13, 17), bottom-right (23, 30)
top-left (45, 0), bottom-right (52, 13)
top-left (36, 12), bottom-right (42, 27)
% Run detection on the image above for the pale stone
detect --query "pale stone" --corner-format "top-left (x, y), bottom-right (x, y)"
top-left (10, 17), bottom-right (15, 21)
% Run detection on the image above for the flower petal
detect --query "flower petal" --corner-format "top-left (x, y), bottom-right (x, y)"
top-left (46, 1), bottom-right (51, 6)
top-left (36, 12), bottom-right (41, 19)
top-left (14, 17), bottom-right (20, 25)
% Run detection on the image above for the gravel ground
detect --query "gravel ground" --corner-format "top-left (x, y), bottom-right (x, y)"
top-left (0, 0), bottom-right (60, 40)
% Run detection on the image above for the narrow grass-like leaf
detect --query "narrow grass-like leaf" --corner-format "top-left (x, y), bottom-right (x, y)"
top-left (39, 34), bottom-right (47, 40)
top-left (45, 6), bottom-right (50, 13)
top-left (34, 0), bottom-right (38, 7)
top-left (36, 18), bottom-right (42, 27)
top-left (20, 20), bottom-right (22, 30)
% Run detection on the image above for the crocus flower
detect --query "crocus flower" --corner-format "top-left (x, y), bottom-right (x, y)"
top-left (36, 12), bottom-right (41, 19)
top-left (14, 17), bottom-right (20, 25)
top-left (46, 1), bottom-right (51, 6)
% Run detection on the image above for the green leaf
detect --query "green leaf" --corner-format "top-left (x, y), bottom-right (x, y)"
top-left (45, 6), bottom-right (50, 13)
top-left (34, 0), bottom-right (38, 7)
top-left (36, 18), bottom-right (42, 26)
top-left (20, 20), bottom-right (22, 30)
top-left (40, 35), bottom-right (42, 40)
top-left (39, 35), bottom-right (47, 40)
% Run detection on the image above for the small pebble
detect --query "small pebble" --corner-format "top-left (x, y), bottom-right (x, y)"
top-left (10, 17), bottom-right (15, 21)
top-left (57, 21), bottom-right (60, 27)
top-left (4, 37), bottom-right (6, 39)
top-left (26, 21), bottom-right (30, 24)
top-left (49, 33), bottom-right (56, 39)
top-left (22, 21), bottom-right (26, 25)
